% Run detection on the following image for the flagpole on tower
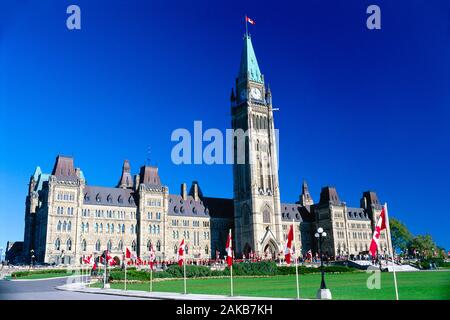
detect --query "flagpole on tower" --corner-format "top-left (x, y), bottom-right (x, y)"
top-left (384, 202), bottom-right (399, 300)
top-left (245, 15), bottom-right (248, 36)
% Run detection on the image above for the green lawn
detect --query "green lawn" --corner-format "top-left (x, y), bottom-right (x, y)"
top-left (96, 271), bottom-right (450, 300)
top-left (7, 272), bottom-right (75, 280)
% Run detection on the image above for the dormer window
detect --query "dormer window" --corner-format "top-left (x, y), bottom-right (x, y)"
top-left (174, 206), bottom-right (179, 213)
top-left (180, 206), bottom-right (185, 213)
top-left (84, 193), bottom-right (90, 201)
top-left (128, 196), bottom-right (134, 204)
top-left (96, 193), bottom-right (101, 202)
top-left (192, 207), bottom-right (197, 214)
top-left (118, 195), bottom-right (123, 203)
top-left (107, 194), bottom-right (112, 203)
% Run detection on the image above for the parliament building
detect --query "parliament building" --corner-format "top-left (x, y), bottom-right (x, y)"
top-left (21, 33), bottom-right (393, 265)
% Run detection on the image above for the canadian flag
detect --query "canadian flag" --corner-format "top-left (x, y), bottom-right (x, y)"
top-left (106, 251), bottom-right (115, 266)
top-left (149, 244), bottom-right (156, 269)
top-left (126, 247), bottom-right (131, 259)
top-left (284, 224), bottom-right (294, 265)
top-left (136, 256), bottom-right (142, 265)
top-left (83, 255), bottom-right (92, 265)
top-left (246, 15), bottom-right (255, 25)
top-left (225, 229), bottom-right (233, 267)
top-left (178, 239), bottom-right (185, 267)
top-left (369, 206), bottom-right (387, 257)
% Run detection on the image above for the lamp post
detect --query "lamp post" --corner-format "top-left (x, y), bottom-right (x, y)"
top-left (315, 227), bottom-right (332, 299)
top-left (30, 249), bottom-right (35, 269)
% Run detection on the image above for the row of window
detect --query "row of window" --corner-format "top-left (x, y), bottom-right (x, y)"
top-left (54, 238), bottom-right (72, 251)
top-left (56, 192), bottom-right (75, 201)
top-left (172, 230), bottom-right (210, 240)
top-left (56, 221), bottom-right (72, 232)
top-left (146, 199), bottom-right (162, 207)
top-left (147, 212), bottom-right (162, 220)
top-left (56, 207), bottom-right (74, 215)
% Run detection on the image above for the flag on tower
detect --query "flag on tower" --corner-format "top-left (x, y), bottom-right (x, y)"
top-left (225, 229), bottom-right (233, 267)
top-left (246, 15), bottom-right (255, 25)
top-left (178, 239), bottom-right (185, 267)
top-left (285, 224), bottom-right (294, 265)
top-left (369, 206), bottom-right (387, 257)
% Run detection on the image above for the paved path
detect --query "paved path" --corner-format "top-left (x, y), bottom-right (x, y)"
top-left (0, 277), bottom-right (148, 300)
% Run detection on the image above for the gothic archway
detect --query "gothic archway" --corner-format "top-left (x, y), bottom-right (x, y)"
top-left (263, 240), bottom-right (278, 260)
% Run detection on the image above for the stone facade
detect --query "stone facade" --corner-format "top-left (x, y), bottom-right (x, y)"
top-left (21, 33), bottom-right (392, 265)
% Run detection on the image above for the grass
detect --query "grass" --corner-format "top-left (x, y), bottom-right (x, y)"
top-left (94, 271), bottom-right (450, 300)
top-left (7, 272), bottom-right (75, 280)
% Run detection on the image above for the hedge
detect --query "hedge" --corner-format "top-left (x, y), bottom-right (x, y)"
top-left (11, 269), bottom-right (76, 278)
top-left (108, 261), bottom-right (357, 282)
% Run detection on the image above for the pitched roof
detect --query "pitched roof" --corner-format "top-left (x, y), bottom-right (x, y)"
top-left (83, 186), bottom-right (137, 208)
top-left (51, 155), bottom-right (79, 182)
top-left (167, 194), bottom-right (210, 217)
top-left (238, 34), bottom-right (263, 84)
top-left (347, 207), bottom-right (370, 221)
top-left (281, 203), bottom-right (314, 222)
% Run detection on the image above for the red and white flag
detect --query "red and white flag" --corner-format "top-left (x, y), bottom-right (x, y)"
top-left (149, 244), bottom-right (156, 269)
top-left (225, 229), bottom-right (233, 267)
top-left (106, 251), bottom-right (115, 266)
top-left (284, 224), bottom-right (294, 265)
top-left (246, 15), bottom-right (255, 25)
top-left (178, 239), bottom-right (185, 267)
top-left (369, 206), bottom-right (387, 257)
top-left (126, 247), bottom-right (131, 259)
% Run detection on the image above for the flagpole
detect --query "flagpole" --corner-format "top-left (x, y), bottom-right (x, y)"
top-left (150, 265), bottom-right (153, 292)
top-left (124, 258), bottom-right (127, 291)
top-left (230, 229), bottom-right (234, 297)
top-left (183, 256), bottom-right (187, 294)
top-left (384, 202), bottom-right (399, 300)
top-left (245, 15), bottom-right (248, 36)
top-left (292, 219), bottom-right (300, 299)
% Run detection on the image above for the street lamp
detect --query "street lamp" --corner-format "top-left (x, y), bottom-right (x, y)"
top-left (315, 227), bottom-right (331, 299)
top-left (30, 249), bottom-right (35, 269)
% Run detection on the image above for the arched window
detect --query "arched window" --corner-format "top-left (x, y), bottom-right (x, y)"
top-left (130, 224), bottom-right (134, 234)
top-left (174, 245), bottom-right (178, 254)
top-left (63, 221), bottom-right (67, 232)
top-left (156, 240), bottom-right (161, 252)
top-left (173, 231), bottom-right (176, 239)
top-left (111, 224), bottom-right (114, 233)
top-left (107, 240), bottom-right (112, 251)
top-left (55, 238), bottom-right (61, 250)
top-left (205, 245), bottom-right (209, 255)
top-left (81, 239), bottom-right (87, 251)
top-left (131, 241), bottom-right (136, 252)
top-left (263, 209), bottom-right (270, 224)
top-left (81, 222), bottom-right (85, 233)
top-left (67, 221), bottom-right (72, 232)
top-left (157, 225), bottom-right (160, 234)
top-left (106, 223), bottom-right (110, 233)
top-left (57, 221), bottom-right (62, 232)
top-left (118, 240), bottom-right (123, 251)
top-left (66, 239), bottom-right (72, 251)
top-left (152, 225), bottom-right (156, 234)
top-left (122, 224), bottom-right (125, 234)
top-left (99, 223), bottom-right (103, 233)
top-left (95, 223), bottom-right (99, 233)
top-left (86, 222), bottom-right (89, 233)
top-left (95, 240), bottom-right (101, 251)
top-left (147, 240), bottom-right (152, 251)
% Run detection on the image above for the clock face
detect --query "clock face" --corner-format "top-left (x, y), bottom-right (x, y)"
top-left (250, 87), bottom-right (261, 99)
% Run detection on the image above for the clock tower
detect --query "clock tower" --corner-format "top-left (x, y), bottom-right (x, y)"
top-left (231, 33), bottom-right (282, 258)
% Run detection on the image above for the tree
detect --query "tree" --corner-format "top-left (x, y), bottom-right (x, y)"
top-left (390, 218), bottom-right (412, 254)
top-left (408, 234), bottom-right (438, 258)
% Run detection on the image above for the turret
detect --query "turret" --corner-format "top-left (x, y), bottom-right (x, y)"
top-left (299, 180), bottom-right (314, 206)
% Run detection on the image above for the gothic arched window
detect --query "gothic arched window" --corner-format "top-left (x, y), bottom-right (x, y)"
top-left (55, 238), bottom-right (61, 250)
top-left (263, 209), bottom-right (270, 224)
top-left (68, 221), bottom-right (72, 232)
top-left (66, 239), bottom-right (72, 251)
top-left (107, 240), bottom-right (112, 251)
top-left (57, 221), bottom-right (62, 232)
top-left (118, 240), bottom-right (123, 252)
top-left (81, 239), bottom-right (87, 251)
top-left (131, 241), bottom-right (137, 252)
top-left (156, 240), bottom-right (161, 252)
top-left (95, 240), bottom-right (101, 251)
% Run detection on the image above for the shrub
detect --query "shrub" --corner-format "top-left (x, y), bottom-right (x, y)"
top-left (11, 269), bottom-right (75, 278)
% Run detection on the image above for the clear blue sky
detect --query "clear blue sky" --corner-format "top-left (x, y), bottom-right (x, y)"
top-left (0, 0), bottom-right (449, 251)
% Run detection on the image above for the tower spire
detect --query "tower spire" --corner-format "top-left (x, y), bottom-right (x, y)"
top-left (238, 31), bottom-right (263, 85)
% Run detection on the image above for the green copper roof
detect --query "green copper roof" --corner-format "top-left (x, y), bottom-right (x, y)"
top-left (238, 34), bottom-right (263, 84)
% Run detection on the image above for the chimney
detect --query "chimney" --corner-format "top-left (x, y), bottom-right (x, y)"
top-left (181, 183), bottom-right (187, 200)
top-left (193, 183), bottom-right (199, 201)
